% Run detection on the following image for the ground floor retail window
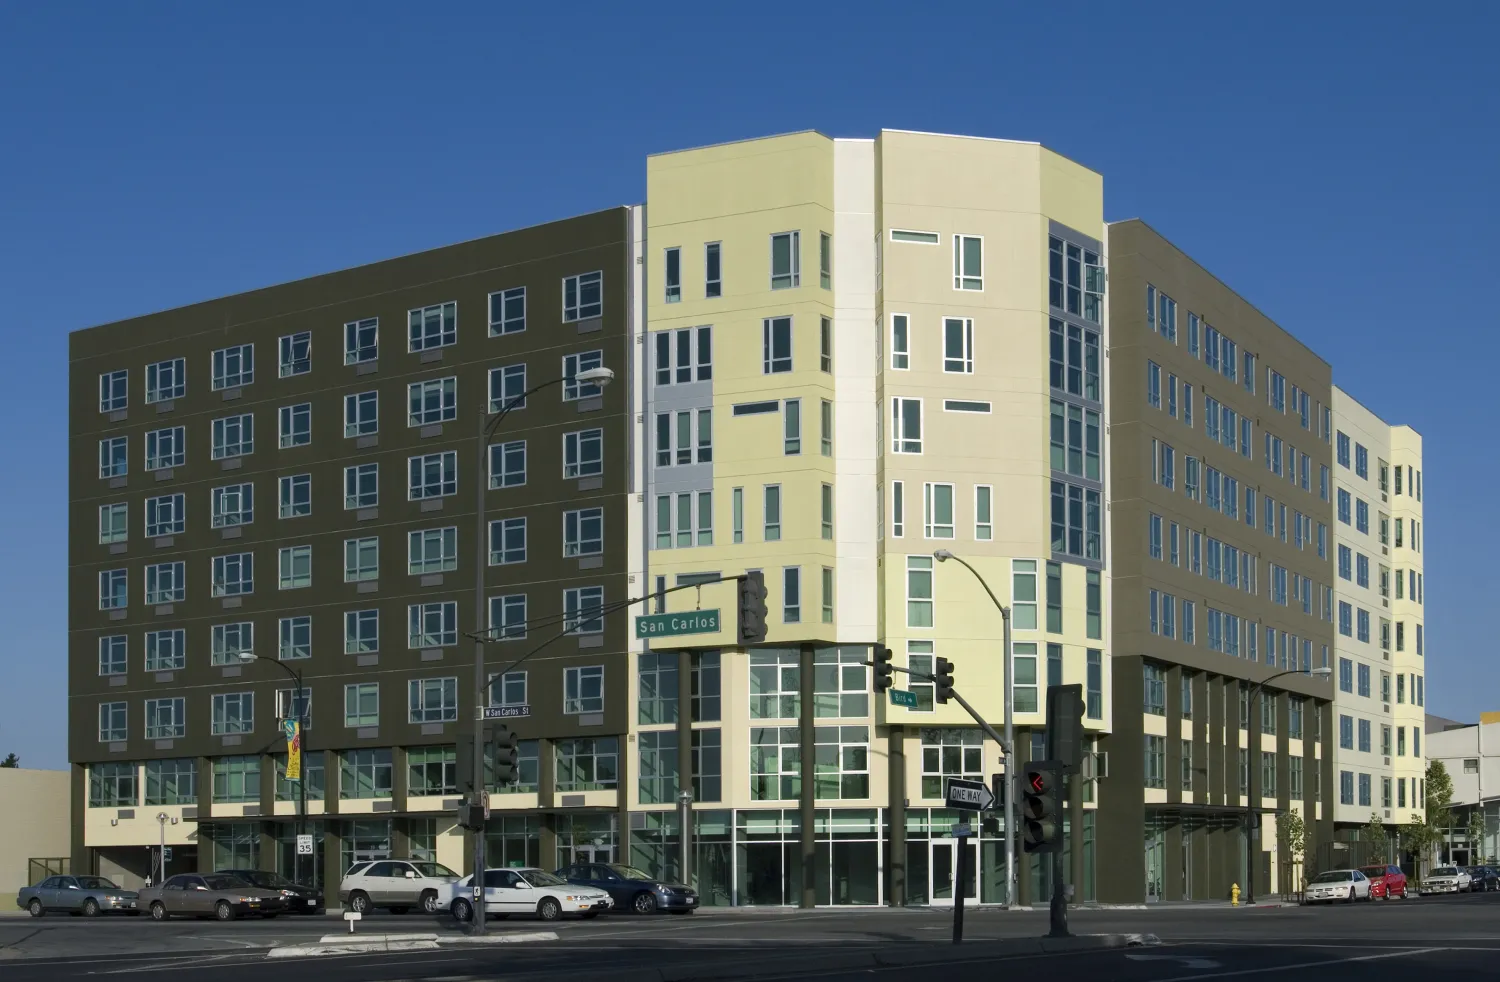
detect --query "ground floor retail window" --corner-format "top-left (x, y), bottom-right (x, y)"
top-left (484, 814), bottom-right (540, 870)
top-left (210, 822), bottom-right (259, 870)
top-left (340, 819), bottom-right (392, 872)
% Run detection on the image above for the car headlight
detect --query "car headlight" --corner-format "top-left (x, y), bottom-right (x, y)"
top-left (238, 896), bottom-right (257, 903)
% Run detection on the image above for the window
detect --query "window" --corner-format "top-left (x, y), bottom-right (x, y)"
top-left (820, 316), bottom-right (833, 372)
top-left (211, 756), bottom-right (257, 803)
top-left (1337, 432), bottom-right (1350, 467)
top-left (278, 545), bottom-right (311, 589)
top-left (344, 317), bottom-right (378, 364)
top-left (907, 556), bottom-right (934, 628)
top-left (276, 615), bottom-right (310, 662)
top-left (564, 586), bottom-right (604, 635)
top-left (211, 692), bottom-right (254, 735)
top-left (210, 621), bottom-right (254, 666)
top-left (408, 601), bottom-right (457, 648)
top-left (211, 414), bottom-right (254, 459)
top-left (409, 526), bottom-right (458, 574)
top-left (278, 473), bottom-right (310, 518)
top-left (781, 399), bottom-right (801, 455)
top-left (564, 666), bottom-right (605, 714)
top-left (1142, 735), bottom-right (1165, 790)
top-left (341, 749), bottom-right (392, 799)
top-left (145, 759), bottom-right (196, 804)
top-left (98, 635), bottom-right (127, 676)
top-left (654, 326), bottom-right (713, 385)
top-left (407, 377), bottom-right (456, 426)
top-left (781, 566), bottom-right (801, 623)
top-left (278, 402), bottom-right (311, 448)
top-left (1012, 560), bottom-right (1038, 629)
top-left (770, 231), bottom-right (800, 289)
top-left (409, 451), bottom-right (457, 499)
top-left (563, 507), bottom-right (603, 557)
top-left (1143, 664), bottom-right (1166, 715)
top-left (663, 246), bottom-right (681, 302)
top-left (408, 746), bottom-right (457, 797)
top-left (98, 701), bottom-right (127, 742)
top-left (408, 677), bottom-right (458, 723)
top-left (819, 232), bottom-right (832, 289)
top-left (97, 502), bottom-right (127, 545)
top-left (345, 609), bottom-right (378, 654)
top-left (344, 392), bottom-right (378, 437)
top-left (821, 567), bottom-right (834, 623)
top-left (563, 429), bottom-right (603, 479)
top-left (145, 560), bottom-right (186, 604)
top-left (821, 484), bottom-right (834, 540)
top-left (953, 234), bottom-right (982, 290)
top-left (100, 436), bottom-right (128, 478)
top-left (556, 737), bottom-right (617, 790)
top-left (1338, 489), bottom-right (1351, 525)
top-left (705, 242), bottom-right (722, 297)
top-left (891, 397), bottom-right (922, 453)
top-left (890, 481), bottom-right (904, 538)
top-left (1356, 499), bottom-right (1369, 534)
top-left (562, 351), bottom-right (605, 401)
top-left (145, 426), bottom-right (186, 470)
top-left (209, 345), bottom-right (256, 392)
top-left (342, 464), bottom-right (377, 510)
top-left (759, 315), bottom-right (794, 373)
top-left (488, 594), bottom-right (526, 640)
top-left (943, 318), bottom-right (974, 373)
top-left (144, 629), bottom-right (185, 671)
top-left (145, 357), bottom-right (186, 403)
top-left (489, 286), bottom-right (526, 335)
top-left (1013, 644), bottom-right (1039, 713)
top-left (407, 301), bottom-right (457, 352)
top-left (1147, 361), bottom-right (1161, 408)
top-left (488, 439), bottom-right (526, 490)
top-left (923, 483), bottom-right (955, 538)
top-left (975, 485), bottom-right (993, 540)
top-left (890, 314), bottom-right (910, 369)
top-left (1149, 513), bottom-right (1162, 560)
top-left (99, 369), bottom-right (128, 412)
top-left (763, 485), bottom-right (781, 540)
top-left (1049, 319), bottom-right (1101, 401)
top-left (1049, 480), bottom-right (1103, 560)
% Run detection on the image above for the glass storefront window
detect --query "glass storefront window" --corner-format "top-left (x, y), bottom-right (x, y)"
top-left (484, 814), bottom-right (540, 870)
top-left (340, 819), bottom-right (391, 872)
top-left (209, 821), bottom-right (259, 870)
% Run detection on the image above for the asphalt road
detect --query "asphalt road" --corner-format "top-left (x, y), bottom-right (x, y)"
top-left (3, 891), bottom-right (1498, 981)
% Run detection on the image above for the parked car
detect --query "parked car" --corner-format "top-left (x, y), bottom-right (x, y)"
top-left (216, 869), bottom-right (323, 913)
top-left (1302, 868), bottom-right (1372, 904)
top-left (1420, 866), bottom-right (1472, 895)
top-left (339, 859), bottom-right (459, 914)
top-left (1465, 866), bottom-right (1499, 892)
top-left (1358, 864), bottom-right (1409, 901)
top-left (16, 875), bottom-right (139, 917)
top-left (555, 862), bottom-right (699, 915)
top-left (138, 873), bottom-right (285, 921)
top-left (444, 867), bottom-right (612, 922)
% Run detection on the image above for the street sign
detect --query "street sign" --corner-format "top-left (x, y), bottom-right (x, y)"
top-left (888, 689), bottom-right (918, 708)
top-left (163, 847), bottom-right (173, 862)
top-left (296, 834), bottom-right (314, 856)
top-left (991, 772), bottom-right (1008, 809)
top-left (944, 776), bottom-right (995, 812)
top-left (635, 609), bottom-right (721, 639)
top-left (951, 822), bottom-right (974, 838)
top-left (479, 705), bottom-right (531, 720)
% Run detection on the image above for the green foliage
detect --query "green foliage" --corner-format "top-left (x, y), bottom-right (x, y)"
top-left (0, 753), bottom-right (18, 768)
top-left (1365, 813), bottom-right (1389, 849)
top-left (1277, 810), bottom-right (1307, 859)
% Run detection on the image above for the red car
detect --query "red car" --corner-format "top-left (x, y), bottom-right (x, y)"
top-left (1359, 864), bottom-right (1409, 900)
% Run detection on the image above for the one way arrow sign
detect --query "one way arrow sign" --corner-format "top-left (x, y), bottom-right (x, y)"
top-left (944, 777), bottom-right (995, 812)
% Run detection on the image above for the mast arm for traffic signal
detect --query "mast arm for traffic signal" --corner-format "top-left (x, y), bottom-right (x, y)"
top-left (863, 660), bottom-right (1012, 755)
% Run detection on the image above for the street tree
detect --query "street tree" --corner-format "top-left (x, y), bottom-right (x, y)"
top-left (1365, 813), bottom-right (1389, 862)
top-left (0, 753), bottom-right (17, 768)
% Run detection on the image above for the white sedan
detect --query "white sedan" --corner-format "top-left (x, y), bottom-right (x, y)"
top-left (1303, 868), bottom-right (1373, 904)
top-left (1420, 866), bottom-right (1472, 895)
top-left (445, 867), bottom-right (612, 922)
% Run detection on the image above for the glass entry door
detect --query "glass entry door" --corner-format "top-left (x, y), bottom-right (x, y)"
top-left (929, 838), bottom-right (978, 906)
top-left (563, 843), bottom-right (614, 866)
top-left (1144, 824), bottom-right (1165, 903)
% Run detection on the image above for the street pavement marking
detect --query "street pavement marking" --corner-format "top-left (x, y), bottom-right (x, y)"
top-left (1139, 946), bottom-right (1441, 982)
top-left (1126, 954), bottom-right (1221, 969)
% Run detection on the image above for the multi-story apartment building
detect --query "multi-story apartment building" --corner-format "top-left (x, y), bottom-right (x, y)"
top-left (1329, 388), bottom-right (1426, 832)
top-left (69, 207), bottom-right (644, 891)
top-left (639, 130), bottom-right (1111, 907)
top-left (1101, 219), bottom-right (1337, 903)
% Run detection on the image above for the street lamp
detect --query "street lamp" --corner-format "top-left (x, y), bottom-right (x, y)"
top-left (932, 548), bottom-right (1015, 909)
top-left (1243, 664), bottom-right (1332, 904)
top-left (470, 366), bottom-right (614, 934)
top-left (238, 652), bottom-right (309, 889)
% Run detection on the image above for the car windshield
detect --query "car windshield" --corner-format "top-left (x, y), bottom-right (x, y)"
top-left (1310, 871), bottom-right (1352, 883)
top-left (411, 862), bottom-right (457, 879)
top-left (524, 870), bottom-right (567, 887)
top-left (1359, 866), bottom-right (1386, 878)
top-left (1432, 867), bottom-right (1458, 876)
top-left (606, 865), bottom-right (657, 881)
top-left (74, 877), bottom-right (120, 890)
top-left (203, 875), bottom-right (250, 891)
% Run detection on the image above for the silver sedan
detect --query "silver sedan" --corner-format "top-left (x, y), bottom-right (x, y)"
top-left (16, 875), bottom-right (140, 917)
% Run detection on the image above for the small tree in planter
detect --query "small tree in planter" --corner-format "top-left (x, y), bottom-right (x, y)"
top-left (1277, 810), bottom-right (1307, 897)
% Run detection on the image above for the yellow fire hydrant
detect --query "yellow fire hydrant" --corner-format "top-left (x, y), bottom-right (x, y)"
top-left (1231, 882), bottom-right (1241, 906)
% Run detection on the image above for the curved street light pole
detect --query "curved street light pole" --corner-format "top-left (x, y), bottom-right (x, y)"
top-left (933, 549), bottom-right (1014, 909)
top-left (1243, 665), bottom-right (1331, 904)
top-left (238, 653), bottom-right (307, 888)
top-left (470, 368), bottom-right (613, 934)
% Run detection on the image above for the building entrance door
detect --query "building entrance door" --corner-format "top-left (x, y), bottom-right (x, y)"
top-left (562, 843), bottom-right (614, 867)
top-left (1144, 823), bottom-right (1165, 903)
top-left (929, 838), bottom-right (978, 907)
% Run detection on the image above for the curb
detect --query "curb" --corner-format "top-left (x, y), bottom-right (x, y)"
top-left (268, 930), bottom-right (559, 959)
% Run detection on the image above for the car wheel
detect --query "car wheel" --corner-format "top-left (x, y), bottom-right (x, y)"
top-left (150, 901), bottom-right (168, 921)
top-left (537, 898), bottom-right (562, 922)
top-left (215, 901), bottom-right (235, 921)
top-left (420, 891), bottom-right (439, 915)
top-left (26, 898), bottom-right (43, 918)
top-left (632, 891), bottom-right (657, 915)
top-left (348, 891), bottom-right (371, 914)
top-left (1346, 888), bottom-right (1355, 904)
top-left (451, 898), bottom-right (473, 922)
top-left (389, 906), bottom-right (409, 915)
top-left (82, 898), bottom-right (101, 917)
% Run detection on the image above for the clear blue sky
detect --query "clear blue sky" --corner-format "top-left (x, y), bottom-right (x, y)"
top-left (2, 4), bottom-right (1493, 769)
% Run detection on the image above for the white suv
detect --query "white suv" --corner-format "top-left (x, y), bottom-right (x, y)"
top-left (339, 860), bottom-right (460, 914)
top-left (445, 867), bottom-right (612, 922)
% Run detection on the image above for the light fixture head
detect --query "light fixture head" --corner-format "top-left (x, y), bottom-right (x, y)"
top-left (933, 549), bottom-right (954, 562)
top-left (1309, 666), bottom-right (1333, 679)
top-left (238, 652), bottom-right (257, 663)
top-left (573, 366), bottom-right (615, 387)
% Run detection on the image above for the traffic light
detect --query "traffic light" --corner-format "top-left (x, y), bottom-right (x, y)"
top-left (934, 657), bottom-right (955, 704)
top-left (872, 644), bottom-right (894, 693)
top-left (490, 724), bottom-right (519, 785)
top-left (1020, 761), bottom-right (1064, 854)
top-left (737, 570), bottom-right (769, 644)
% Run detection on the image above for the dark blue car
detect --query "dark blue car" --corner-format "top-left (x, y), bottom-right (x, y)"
top-left (555, 862), bottom-right (698, 914)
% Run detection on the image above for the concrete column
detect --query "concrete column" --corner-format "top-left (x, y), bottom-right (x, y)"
top-left (888, 725), bottom-right (906, 906)
top-left (322, 821), bottom-right (343, 905)
top-left (70, 764), bottom-right (90, 876)
top-left (798, 643), bottom-right (817, 908)
top-left (392, 819), bottom-right (411, 860)
top-left (1166, 665), bottom-right (1183, 807)
top-left (677, 649), bottom-right (695, 882)
top-left (614, 730), bottom-right (631, 864)
top-left (391, 747), bottom-right (409, 814)
top-left (195, 756), bottom-right (215, 872)
top-left (1096, 656), bottom-right (1146, 903)
top-left (322, 751), bottom-right (340, 816)
top-left (538, 737), bottom-right (555, 810)
top-left (258, 753), bottom-right (277, 871)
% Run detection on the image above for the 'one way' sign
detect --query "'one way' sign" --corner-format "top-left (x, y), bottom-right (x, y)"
top-left (944, 777), bottom-right (995, 812)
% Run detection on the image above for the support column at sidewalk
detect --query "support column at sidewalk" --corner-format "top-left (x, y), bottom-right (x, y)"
top-left (799, 643), bottom-right (816, 908)
top-left (678, 649), bottom-right (696, 885)
top-left (888, 725), bottom-right (906, 907)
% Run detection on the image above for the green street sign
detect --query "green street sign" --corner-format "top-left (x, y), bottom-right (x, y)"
top-left (635, 609), bottom-right (722, 639)
top-left (889, 689), bottom-right (918, 708)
